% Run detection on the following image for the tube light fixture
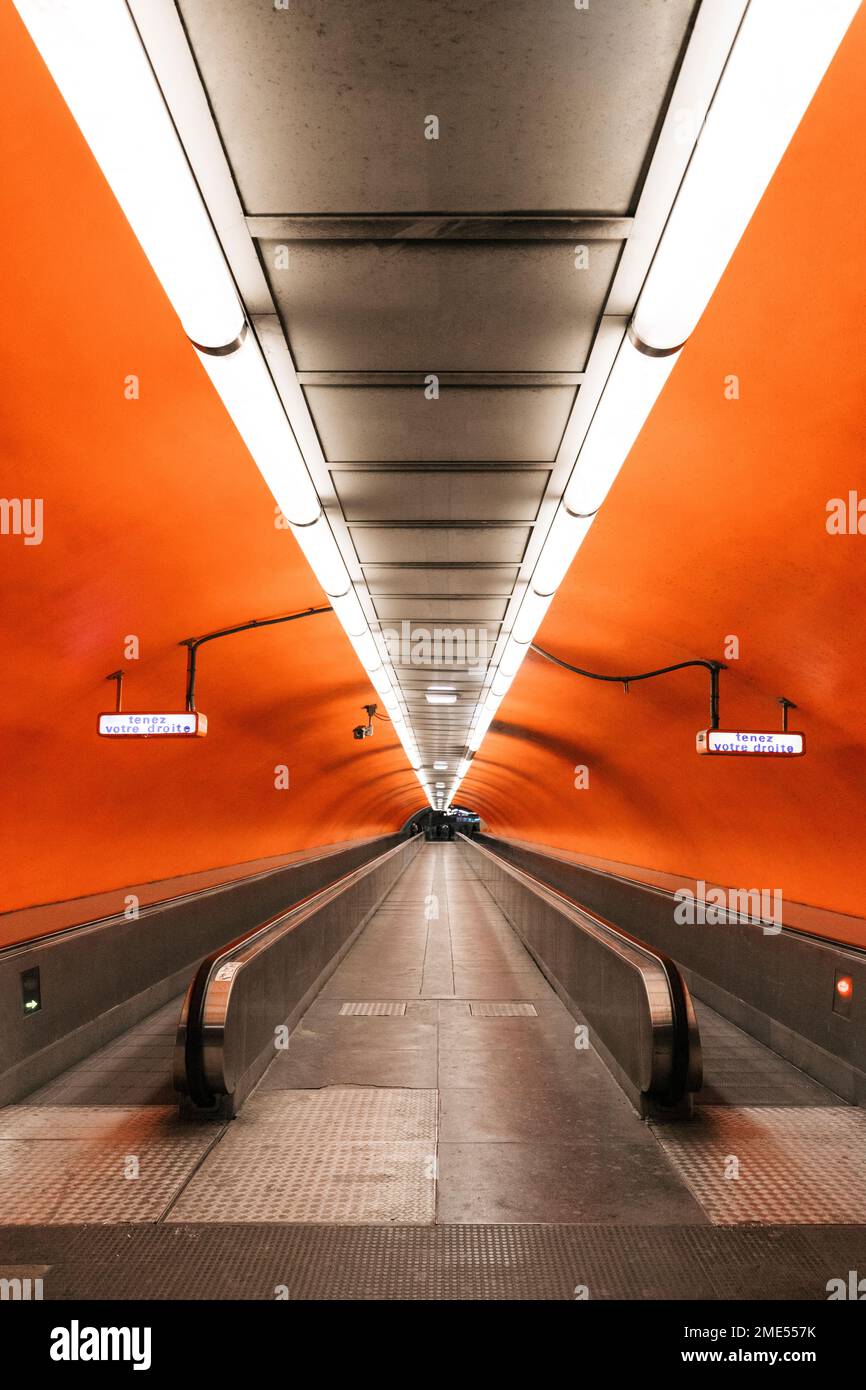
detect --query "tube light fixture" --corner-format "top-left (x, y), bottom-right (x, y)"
top-left (467, 709), bottom-right (494, 754)
top-left (510, 590), bottom-right (555, 647)
top-left (194, 340), bottom-right (322, 527)
top-left (631, 0), bottom-right (860, 355)
top-left (327, 588), bottom-right (368, 638)
top-left (289, 515), bottom-right (354, 598)
top-left (433, 761), bottom-right (448, 771)
top-left (486, 648), bottom-right (527, 706)
top-left (530, 507), bottom-right (595, 598)
top-left (346, 630), bottom-right (383, 675)
top-left (425, 692), bottom-right (458, 705)
top-left (14, 0), bottom-right (242, 353)
top-left (490, 669), bottom-right (513, 700)
top-left (562, 337), bottom-right (680, 517)
top-left (449, 0), bottom-right (857, 807)
top-left (370, 669), bottom-right (393, 700)
top-left (498, 636), bottom-right (531, 682)
top-left (456, 319), bottom-right (679, 786)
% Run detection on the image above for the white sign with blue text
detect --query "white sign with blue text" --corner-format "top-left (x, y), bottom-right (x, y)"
top-left (98, 712), bottom-right (208, 738)
top-left (696, 729), bottom-right (804, 756)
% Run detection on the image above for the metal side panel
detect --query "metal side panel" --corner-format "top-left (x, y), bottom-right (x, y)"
top-left (456, 835), bottom-right (701, 1119)
top-left (0, 836), bottom-right (403, 1108)
top-left (480, 834), bottom-right (866, 1107)
top-left (177, 835), bottom-right (424, 1118)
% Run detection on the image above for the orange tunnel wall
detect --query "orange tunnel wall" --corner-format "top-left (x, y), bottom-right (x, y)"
top-left (463, 9), bottom-right (866, 933)
top-left (2, 4), bottom-right (865, 943)
top-left (0, 3), bottom-right (420, 922)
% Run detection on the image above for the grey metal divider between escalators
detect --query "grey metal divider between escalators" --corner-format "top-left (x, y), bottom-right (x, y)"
top-left (175, 832), bottom-right (423, 1118)
top-left (457, 834), bottom-right (701, 1118)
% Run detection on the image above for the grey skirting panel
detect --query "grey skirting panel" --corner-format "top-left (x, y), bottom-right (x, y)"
top-left (478, 835), bottom-right (866, 1105)
top-left (0, 835), bottom-right (403, 1107)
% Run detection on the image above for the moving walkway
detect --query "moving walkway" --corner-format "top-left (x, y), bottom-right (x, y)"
top-left (175, 832), bottom-right (701, 1119)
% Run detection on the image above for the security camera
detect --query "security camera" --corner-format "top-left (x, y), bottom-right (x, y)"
top-left (352, 703), bottom-right (377, 740)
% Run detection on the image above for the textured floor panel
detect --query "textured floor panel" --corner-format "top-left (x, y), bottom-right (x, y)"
top-left (3, 1222), bottom-right (862, 1300)
top-left (166, 1142), bottom-right (436, 1225)
top-left (237, 1088), bottom-right (437, 1144)
top-left (339, 1002), bottom-right (407, 1016)
top-left (0, 1105), bottom-right (185, 1143)
top-left (652, 1106), bottom-right (866, 1224)
top-left (678, 1224), bottom-right (830, 1300)
top-left (164, 1088), bottom-right (438, 1224)
top-left (0, 1106), bottom-right (217, 1225)
top-left (469, 1002), bottom-right (538, 1017)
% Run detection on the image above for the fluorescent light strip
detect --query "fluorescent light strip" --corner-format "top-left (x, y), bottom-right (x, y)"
top-left (195, 338), bottom-right (321, 527)
top-left (14, 0), bottom-right (241, 352)
top-left (14, 0), bottom-right (435, 799)
top-left (326, 587), bottom-right (367, 637)
top-left (530, 508), bottom-right (595, 598)
top-left (562, 337), bottom-right (680, 517)
top-left (632, 0), bottom-right (861, 353)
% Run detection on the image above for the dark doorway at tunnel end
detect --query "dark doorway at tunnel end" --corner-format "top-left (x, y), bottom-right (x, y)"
top-left (400, 806), bottom-right (481, 841)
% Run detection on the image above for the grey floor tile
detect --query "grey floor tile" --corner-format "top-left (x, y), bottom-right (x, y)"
top-left (439, 1074), bottom-right (631, 1144)
top-left (436, 1140), bottom-right (708, 1226)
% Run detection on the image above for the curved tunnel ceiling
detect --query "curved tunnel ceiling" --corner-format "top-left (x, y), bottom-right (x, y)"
top-left (1, 1), bottom-right (864, 941)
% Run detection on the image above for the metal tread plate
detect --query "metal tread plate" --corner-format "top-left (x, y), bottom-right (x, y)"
top-left (339, 1002), bottom-right (408, 1016)
top-left (4, 1222), bottom-right (863, 1301)
top-left (167, 1088), bottom-right (438, 1225)
top-left (0, 1107), bottom-right (216, 1225)
top-left (237, 1088), bottom-right (437, 1143)
top-left (469, 1002), bottom-right (538, 1017)
top-left (652, 1106), bottom-right (866, 1225)
top-left (166, 1142), bottom-right (436, 1225)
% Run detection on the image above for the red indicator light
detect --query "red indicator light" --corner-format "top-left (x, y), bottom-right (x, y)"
top-left (836, 976), bottom-right (853, 998)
